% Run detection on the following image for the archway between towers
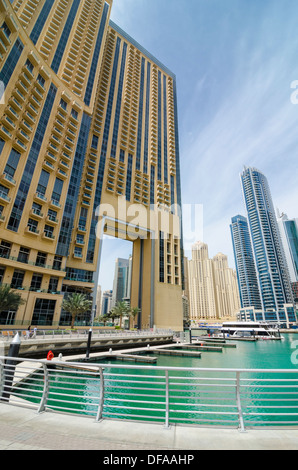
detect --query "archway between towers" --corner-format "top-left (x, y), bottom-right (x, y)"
top-left (92, 200), bottom-right (183, 331)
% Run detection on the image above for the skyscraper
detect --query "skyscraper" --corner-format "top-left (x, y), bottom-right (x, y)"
top-left (111, 256), bottom-right (132, 308)
top-left (188, 241), bottom-right (240, 321)
top-left (240, 167), bottom-right (293, 312)
top-left (230, 214), bottom-right (261, 309)
top-left (0, 0), bottom-right (184, 330)
top-left (276, 211), bottom-right (298, 283)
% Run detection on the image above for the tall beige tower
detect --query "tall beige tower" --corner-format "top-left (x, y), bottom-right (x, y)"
top-left (0, 0), bottom-right (184, 330)
top-left (188, 242), bottom-right (240, 322)
top-left (212, 253), bottom-right (240, 320)
top-left (188, 241), bottom-right (217, 321)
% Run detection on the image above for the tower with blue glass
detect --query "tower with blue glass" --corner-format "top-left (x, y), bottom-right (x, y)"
top-left (240, 167), bottom-right (294, 322)
top-left (230, 214), bottom-right (261, 310)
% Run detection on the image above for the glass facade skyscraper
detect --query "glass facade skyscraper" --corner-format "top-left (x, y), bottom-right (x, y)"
top-left (230, 214), bottom-right (262, 309)
top-left (240, 167), bottom-right (293, 312)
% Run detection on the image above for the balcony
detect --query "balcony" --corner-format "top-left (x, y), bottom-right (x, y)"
top-left (0, 191), bottom-right (10, 203)
top-left (25, 226), bottom-right (39, 236)
top-left (0, 173), bottom-right (16, 187)
top-left (34, 192), bottom-right (47, 203)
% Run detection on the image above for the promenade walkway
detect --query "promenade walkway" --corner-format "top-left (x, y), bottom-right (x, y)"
top-left (1, 403), bottom-right (298, 450)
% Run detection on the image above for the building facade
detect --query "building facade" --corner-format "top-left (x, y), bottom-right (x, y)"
top-left (188, 241), bottom-right (240, 322)
top-left (240, 167), bottom-right (293, 314)
top-left (276, 211), bottom-right (298, 283)
top-left (111, 256), bottom-right (132, 308)
top-left (0, 0), bottom-right (184, 330)
top-left (230, 214), bottom-right (262, 309)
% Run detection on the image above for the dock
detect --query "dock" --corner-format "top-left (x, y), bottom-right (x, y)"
top-left (111, 354), bottom-right (157, 363)
top-left (150, 348), bottom-right (202, 358)
top-left (192, 341), bottom-right (237, 348)
top-left (174, 344), bottom-right (222, 352)
top-left (194, 335), bottom-right (256, 342)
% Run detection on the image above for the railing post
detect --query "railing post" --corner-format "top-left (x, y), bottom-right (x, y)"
top-left (95, 366), bottom-right (104, 422)
top-left (164, 370), bottom-right (170, 428)
top-left (38, 363), bottom-right (49, 413)
top-left (0, 359), bottom-right (4, 397)
top-left (236, 371), bottom-right (246, 432)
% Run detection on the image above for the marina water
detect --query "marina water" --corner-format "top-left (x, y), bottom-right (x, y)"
top-left (15, 332), bottom-right (298, 427)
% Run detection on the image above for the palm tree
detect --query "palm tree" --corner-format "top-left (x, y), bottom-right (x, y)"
top-left (61, 293), bottom-right (92, 329)
top-left (0, 285), bottom-right (25, 317)
top-left (129, 306), bottom-right (140, 329)
top-left (110, 301), bottom-right (129, 328)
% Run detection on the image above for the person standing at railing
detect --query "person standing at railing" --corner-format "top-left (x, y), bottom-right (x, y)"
top-left (26, 325), bottom-right (31, 339)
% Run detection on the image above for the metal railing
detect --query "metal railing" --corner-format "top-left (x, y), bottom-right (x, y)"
top-left (1, 356), bottom-right (298, 431)
top-left (0, 328), bottom-right (173, 341)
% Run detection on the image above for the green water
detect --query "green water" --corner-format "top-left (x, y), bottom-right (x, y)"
top-left (14, 333), bottom-right (298, 427)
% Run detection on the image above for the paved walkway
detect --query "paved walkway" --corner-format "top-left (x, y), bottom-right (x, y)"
top-left (1, 403), bottom-right (298, 450)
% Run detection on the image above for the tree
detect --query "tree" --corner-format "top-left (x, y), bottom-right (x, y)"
top-left (110, 301), bottom-right (129, 328)
top-left (97, 314), bottom-right (109, 325)
top-left (0, 285), bottom-right (25, 318)
top-left (61, 293), bottom-right (92, 329)
top-left (129, 306), bottom-right (140, 329)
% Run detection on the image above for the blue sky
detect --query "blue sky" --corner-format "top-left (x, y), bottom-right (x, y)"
top-left (99, 0), bottom-right (298, 291)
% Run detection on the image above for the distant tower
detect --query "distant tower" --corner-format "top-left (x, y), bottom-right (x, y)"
top-left (276, 210), bottom-right (298, 283)
top-left (111, 258), bottom-right (131, 307)
top-left (240, 167), bottom-right (293, 311)
top-left (230, 215), bottom-right (262, 309)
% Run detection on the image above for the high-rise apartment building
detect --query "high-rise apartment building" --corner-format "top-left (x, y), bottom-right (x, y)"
top-left (0, 0), bottom-right (183, 329)
top-left (212, 252), bottom-right (240, 319)
top-left (240, 167), bottom-right (293, 312)
top-left (188, 241), bottom-right (240, 321)
top-left (111, 256), bottom-right (131, 308)
top-left (101, 289), bottom-right (113, 316)
top-left (230, 214), bottom-right (261, 309)
top-left (276, 210), bottom-right (298, 283)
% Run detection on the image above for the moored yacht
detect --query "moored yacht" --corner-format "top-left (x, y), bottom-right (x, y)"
top-left (216, 321), bottom-right (282, 340)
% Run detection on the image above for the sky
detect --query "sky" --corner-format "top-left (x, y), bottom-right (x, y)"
top-left (98, 0), bottom-right (298, 291)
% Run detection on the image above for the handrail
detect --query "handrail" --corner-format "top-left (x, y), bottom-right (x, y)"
top-left (1, 355), bottom-right (298, 431)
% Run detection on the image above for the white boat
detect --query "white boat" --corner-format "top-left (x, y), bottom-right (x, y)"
top-left (213, 321), bottom-right (282, 340)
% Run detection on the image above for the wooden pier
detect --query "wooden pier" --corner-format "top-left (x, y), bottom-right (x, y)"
top-left (174, 344), bottom-right (223, 352)
top-left (150, 348), bottom-right (202, 358)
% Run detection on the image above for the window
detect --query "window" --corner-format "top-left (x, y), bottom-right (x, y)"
top-left (1, 22), bottom-right (11, 38)
top-left (60, 98), bottom-right (67, 111)
top-left (44, 224), bottom-right (54, 238)
top-left (0, 184), bottom-right (9, 198)
top-left (36, 251), bottom-right (46, 267)
top-left (0, 241), bottom-right (11, 258)
top-left (25, 59), bottom-right (34, 73)
top-left (32, 202), bottom-right (42, 216)
top-left (37, 74), bottom-right (45, 87)
top-left (74, 246), bottom-right (82, 257)
top-left (71, 108), bottom-right (78, 120)
top-left (48, 277), bottom-right (59, 293)
top-left (32, 298), bottom-right (56, 325)
top-left (53, 255), bottom-right (62, 270)
top-left (51, 177), bottom-right (63, 203)
top-left (30, 273), bottom-right (42, 291)
top-left (37, 169), bottom-right (50, 196)
top-left (47, 208), bottom-right (57, 222)
top-left (0, 265), bottom-right (5, 283)
top-left (4, 148), bottom-right (21, 178)
top-left (11, 269), bottom-right (25, 289)
top-left (91, 134), bottom-right (98, 149)
top-left (27, 218), bottom-right (38, 233)
top-left (76, 234), bottom-right (84, 244)
top-left (18, 246), bottom-right (30, 264)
